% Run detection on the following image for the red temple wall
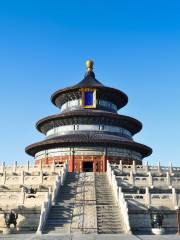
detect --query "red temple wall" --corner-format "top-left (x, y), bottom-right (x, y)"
top-left (35, 155), bottom-right (142, 173)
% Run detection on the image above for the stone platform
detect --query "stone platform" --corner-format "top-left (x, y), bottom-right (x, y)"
top-left (0, 234), bottom-right (180, 240)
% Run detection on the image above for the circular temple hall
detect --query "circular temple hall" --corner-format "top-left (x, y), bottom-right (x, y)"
top-left (25, 61), bottom-right (152, 172)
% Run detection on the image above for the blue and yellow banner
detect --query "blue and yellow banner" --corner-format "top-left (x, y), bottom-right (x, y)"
top-left (81, 88), bottom-right (96, 109)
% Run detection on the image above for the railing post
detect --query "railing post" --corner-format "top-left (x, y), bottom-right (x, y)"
top-left (119, 160), bottom-right (123, 172)
top-left (148, 171), bottom-right (153, 187)
top-left (40, 170), bottom-right (43, 184)
top-left (157, 161), bottom-right (161, 175)
top-left (112, 170), bottom-right (118, 200)
top-left (129, 171), bottom-right (134, 186)
top-left (2, 162), bottom-right (5, 173)
top-left (3, 171), bottom-right (6, 184)
top-left (20, 186), bottom-right (25, 204)
top-left (21, 170), bottom-right (24, 185)
top-left (107, 161), bottom-right (112, 182)
top-left (27, 160), bottom-right (30, 172)
top-left (39, 159), bottom-right (43, 171)
top-left (132, 160), bottom-right (136, 174)
top-left (166, 171), bottom-right (171, 186)
top-left (145, 161), bottom-right (149, 173)
top-left (172, 188), bottom-right (178, 208)
top-left (51, 160), bottom-right (55, 172)
top-left (145, 187), bottom-right (151, 206)
top-left (169, 161), bottom-right (173, 175)
top-left (13, 161), bottom-right (17, 173)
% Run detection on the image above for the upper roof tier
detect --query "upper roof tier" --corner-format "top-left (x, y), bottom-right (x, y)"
top-left (51, 60), bottom-right (128, 110)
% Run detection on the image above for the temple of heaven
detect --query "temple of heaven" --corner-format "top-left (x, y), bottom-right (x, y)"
top-left (25, 60), bottom-right (152, 172)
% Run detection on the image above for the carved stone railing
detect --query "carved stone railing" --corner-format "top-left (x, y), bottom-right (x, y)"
top-left (51, 175), bottom-right (61, 202)
top-left (36, 162), bottom-right (68, 234)
top-left (118, 186), bottom-right (178, 210)
top-left (111, 161), bottom-right (180, 176)
top-left (114, 168), bottom-right (180, 189)
top-left (123, 192), bottom-right (174, 208)
top-left (36, 191), bottom-right (52, 235)
top-left (107, 161), bottom-right (131, 234)
top-left (0, 161), bottom-right (64, 174)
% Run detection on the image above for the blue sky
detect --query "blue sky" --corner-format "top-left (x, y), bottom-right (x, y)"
top-left (0, 0), bottom-right (179, 166)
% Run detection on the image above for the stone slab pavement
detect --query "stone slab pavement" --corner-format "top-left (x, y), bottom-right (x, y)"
top-left (0, 234), bottom-right (179, 240)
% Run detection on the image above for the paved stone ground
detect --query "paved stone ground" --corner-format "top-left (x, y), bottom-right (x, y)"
top-left (0, 234), bottom-right (180, 240)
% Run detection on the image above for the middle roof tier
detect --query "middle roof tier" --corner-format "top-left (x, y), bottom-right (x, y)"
top-left (36, 109), bottom-right (142, 136)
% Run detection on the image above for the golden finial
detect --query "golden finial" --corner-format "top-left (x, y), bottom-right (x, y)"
top-left (86, 60), bottom-right (94, 72)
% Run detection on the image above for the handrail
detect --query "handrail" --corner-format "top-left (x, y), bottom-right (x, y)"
top-left (36, 191), bottom-right (52, 235)
top-left (107, 161), bottom-right (131, 234)
top-left (36, 162), bottom-right (68, 234)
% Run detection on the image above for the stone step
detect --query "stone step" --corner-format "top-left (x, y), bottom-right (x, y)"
top-left (98, 224), bottom-right (122, 228)
top-left (98, 226), bottom-right (122, 230)
top-left (98, 227), bottom-right (123, 230)
top-left (50, 207), bottom-right (73, 211)
top-left (98, 229), bottom-right (123, 232)
top-left (97, 208), bottom-right (120, 211)
top-left (49, 209), bottom-right (73, 213)
top-left (97, 214), bottom-right (121, 218)
top-left (57, 193), bottom-right (75, 196)
top-left (97, 226), bottom-right (123, 230)
top-left (49, 207), bottom-right (73, 211)
top-left (45, 226), bottom-right (69, 230)
top-left (97, 210), bottom-right (120, 213)
top-left (50, 206), bottom-right (72, 210)
top-left (97, 192), bottom-right (114, 195)
top-left (97, 221), bottom-right (122, 225)
top-left (96, 201), bottom-right (115, 203)
top-left (48, 217), bottom-right (71, 221)
top-left (96, 202), bottom-right (115, 205)
top-left (96, 190), bottom-right (112, 192)
top-left (98, 213), bottom-right (121, 216)
top-left (49, 213), bottom-right (72, 217)
top-left (98, 222), bottom-right (122, 226)
top-left (96, 195), bottom-right (113, 197)
top-left (51, 209), bottom-right (73, 212)
top-left (51, 203), bottom-right (73, 207)
top-left (97, 214), bottom-right (121, 217)
top-left (57, 194), bottom-right (75, 197)
top-left (48, 214), bottom-right (72, 219)
top-left (47, 219), bottom-right (71, 224)
top-left (98, 230), bottom-right (123, 234)
top-left (96, 199), bottom-right (115, 201)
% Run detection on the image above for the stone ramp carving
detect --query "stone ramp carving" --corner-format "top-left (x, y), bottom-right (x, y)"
top-left (71, 172), bottom-right (97, 234)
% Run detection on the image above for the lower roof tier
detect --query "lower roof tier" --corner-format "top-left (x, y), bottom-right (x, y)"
top-left (25, 132), bottom-right (152, 158)
top-left (36, 110), bottom-right (142, 136)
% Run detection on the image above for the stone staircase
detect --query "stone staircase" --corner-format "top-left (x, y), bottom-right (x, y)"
top-left (43, 173), bottom-right (78, 234)
top-left (95, 173), bottom-right (124, 234)
top-left (43, 172), bottom-right (124, 234)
